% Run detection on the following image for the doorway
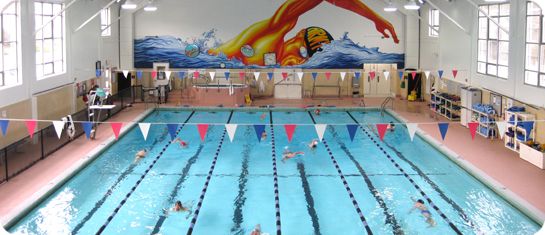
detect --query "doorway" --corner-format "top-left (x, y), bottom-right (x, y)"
top-left (362, 63), bottom-right (396, 97)
top-left (117, 72), bottom-right (131, 92)
top-left (406, 69), bottom-right (422, 100)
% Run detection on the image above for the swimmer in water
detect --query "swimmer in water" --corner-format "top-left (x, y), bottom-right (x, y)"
top-left (208, 0), bottom-right (399, 66)
top-left (410, 197), bottom-right (437, 227)
top-left (261, 130), bottom-right (267, 141)
top-left (282, 151), bottom-right (304, 162)
top-left (172, 137), bottom-right (189, 148)
top-left (314, 109), bottom-right (321, 116)
top-left (260, 113), bottom-right (267, 120)
top-left (387, 121), bottom-right (395, 132)
top-left (134, 149), bottom-right (147, 163)
top-left (251, 224), bottom-right (262, 235)
top-left (308, 139), bottom-right (319, 149)
top-left (164, 200), bottom-right (193, 219)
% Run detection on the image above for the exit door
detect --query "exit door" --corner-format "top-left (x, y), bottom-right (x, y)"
top-left (363, 63), bottom-right (396, 97)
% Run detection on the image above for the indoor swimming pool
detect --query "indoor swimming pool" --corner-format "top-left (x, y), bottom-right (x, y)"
top-left (7, 109), bottom-right (541, 235)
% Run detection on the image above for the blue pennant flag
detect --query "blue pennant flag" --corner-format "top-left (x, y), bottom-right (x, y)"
top-left (0, 119), bottom-right (9, 136)
top-left (346, 124), bottom-right (358, 142)
top-left (438, 70), bottom-right (444, 79)
top-left (254, 124), bottom-right (266, 142)
top-left (354, 71), bottom-right (361, 80)
top-left (398, 71), bottom-right (404, 80)
top-left (311, 72), bottom-right (318, 81)
top-left (178, 71), bottom-right (185, 80)
top-left (96, 69), bottom-right (101, 77)
top-left (225, 71), bottom-right (230, 81)
top-left (167, 124), bottom-right (179, 140)
top-left (137, 71), bottom-right (143, 80)
top-left (438, 123), bottom-right (449, 141)
top-left (82, 122), bottom-right (93, 139)
top-left (267, 72), bottom-right (274, 80)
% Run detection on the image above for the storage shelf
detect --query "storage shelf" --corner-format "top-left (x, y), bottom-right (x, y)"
top-left (504, 111), bottom-right (535, 153)
top-left (430, 92), bottom-right (461, 121)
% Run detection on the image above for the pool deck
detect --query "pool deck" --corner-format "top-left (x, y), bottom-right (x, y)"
top-left (1, 95), bottom-right (545, 229)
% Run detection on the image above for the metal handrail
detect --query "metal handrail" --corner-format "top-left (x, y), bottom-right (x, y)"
top-left (380, 96), bottom-right (394, 116)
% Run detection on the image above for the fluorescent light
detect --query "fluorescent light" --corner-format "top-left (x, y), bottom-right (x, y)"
top-left (121, 0), bottom-right (137, 9)
top-left (484, 0), bottom-right (506, 2)
top-left (144, 0), bottom-right (157, 11)
top-left (404, 0), bottom-right (420, 10)
top-left (384, 1), bottom-right (397, 12)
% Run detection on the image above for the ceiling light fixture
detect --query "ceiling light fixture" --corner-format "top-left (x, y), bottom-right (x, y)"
top-left (384, 1), bottom-right (397, 12)
top-left (144, 0), bottom-right (157, 11)
top-left (121, 0), bottom-right (137, 10)
top-left (404, 0), bottom-right (420, 10)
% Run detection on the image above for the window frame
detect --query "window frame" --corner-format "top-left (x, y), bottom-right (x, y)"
top-left (524, 1), bottom-right (545, 88)
top-left (0, 1), bottom-right (20, 88)
top-left (100, 7), bottom-right (111, 37)
top-left (35, 1), bottom-right (65, 80)
top-left (429, 9), bottom-right (439, 37)
top-left (476, 3), bottom-right (510, 79)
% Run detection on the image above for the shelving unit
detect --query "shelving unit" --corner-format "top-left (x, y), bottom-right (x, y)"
top-left (430, 92), bottom-right (461, 121)
top-left (470, 109), bottom-right (496, 138)
top-left (504, 111), bottom-right (535, 152)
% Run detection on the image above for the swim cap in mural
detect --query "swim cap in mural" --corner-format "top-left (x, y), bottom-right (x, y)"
top-left (184, 44), bottom-right (200, 58)
top-left (240, 45), bottom-right (254, 57)
top-left (303, 27), bottom-right (334, 57)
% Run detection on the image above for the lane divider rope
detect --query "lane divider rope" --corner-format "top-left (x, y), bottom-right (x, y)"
top-left (269, 111), bottom-right (282, 235)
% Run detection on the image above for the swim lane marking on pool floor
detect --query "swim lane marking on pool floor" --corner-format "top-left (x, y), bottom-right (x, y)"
top-left (345, 111), bottom-right (463, 235)
top-left (296, 162), bottom-right (322, 235)
top-left (231, 127), bottom-right (253, 234)
top-left (308, 111), bottom-right (374, 235)
top-left (95, 111), bottom-right (196, 235)
top-left (186, 111), bottom-right (233, 235)
top-left (269, 111), bottom-right (282, 235)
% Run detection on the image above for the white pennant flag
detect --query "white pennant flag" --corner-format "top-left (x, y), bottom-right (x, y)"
top-left (52, 121), bottom-right (65, 139)
top-left (424, 70), bottom-right (431, 79)
top-left (253, 72), bottom-right (260, 81)
top-left (122, 70), bottom-right (129, 78)
top-left (406, 123), bottom-right (418, 141)
top-left (296, 72), bottom-right (304, 82)
top-left (340, 72), bottom-right (346, 81)
top-left (314, 124), bottom-right (327, 141)
top-left (383, 71), bottom-right (390, 80)
top-left (496, 121), bottom-right (507, 140)
top-left (209, 71), bottom-right (216, 81)
top-left (225, 124), bottom-right (238, 142)
top-left (139, 123), bottom-right (151, 141)
top-left (165, 71), bottom-right (172, 79)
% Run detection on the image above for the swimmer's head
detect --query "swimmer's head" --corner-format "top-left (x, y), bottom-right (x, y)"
top-left (417, 199), bottom-right (425, 204)
top-left (303, 27), bottom-right (333, 57)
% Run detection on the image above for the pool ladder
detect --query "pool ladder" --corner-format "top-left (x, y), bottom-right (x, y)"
top-left (380, 96), bottom-right (394, 116)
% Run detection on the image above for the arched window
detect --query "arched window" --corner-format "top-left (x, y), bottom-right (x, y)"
top-left (525, 1), bottom-right (545, 87)
top-left (0, 1), bottom-right (19, 87)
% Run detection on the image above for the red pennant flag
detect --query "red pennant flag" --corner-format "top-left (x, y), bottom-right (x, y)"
top-left (325, 72), bottom-right (332, 80)
top-left (452, 69), bottom-right (458, 78)
top-left (468, 122), bottom-right (478, 140)
top-left (25, 120), bottom-right (37, 138)
top-left (239, 71), bottom-right (246, 81)
top-left (197, 124), bottom-right (209, 142)
top-left (284, 124), bottom-right (296, 142)
top-left (151, 70), bottom-right (157, 79)
top-left (194, 71), bottom-right (200, 79)
top-left (282, 72), bottom-right (288, 80)
top-left (370, 71), bottom-right (376, 80)
top-left (376, 123), bottom-right (388, 141)
top-left (411, 71), bottom-right (417, 80)
top-left (110, 122), bottom-right (123, 140)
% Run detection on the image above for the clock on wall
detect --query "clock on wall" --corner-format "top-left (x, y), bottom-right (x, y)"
top-left (264, 52), bottom-right (276, 66)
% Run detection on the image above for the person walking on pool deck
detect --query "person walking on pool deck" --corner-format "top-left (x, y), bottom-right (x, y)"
top-left (207, 0), bottom-right (399, 66)
top-left (410, 197), bottom-right (437, 227)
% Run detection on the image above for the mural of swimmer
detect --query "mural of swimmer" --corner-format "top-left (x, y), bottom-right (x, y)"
top-left (207, 0), bottom-right (399, 66)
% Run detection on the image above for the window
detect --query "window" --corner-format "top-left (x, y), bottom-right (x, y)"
top-left (525, 1), bottom-right (545, 87)
top-left (0, 1), bottom-right (19, 87)
top-left (477, 3), bottom-right (510, 79)
top-left (100, 8), bottom-right (110, 37)
top-left (35, 1), bottom-right (65, 79)
top-left (429, 9), bottom-right (439, 37)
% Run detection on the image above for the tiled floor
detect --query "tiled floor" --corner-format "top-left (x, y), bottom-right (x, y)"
top-left (1, 93), bottom-right (544, 229)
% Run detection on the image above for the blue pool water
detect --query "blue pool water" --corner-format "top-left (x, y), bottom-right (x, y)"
top-left (7, 109), bottom-right (540, 234)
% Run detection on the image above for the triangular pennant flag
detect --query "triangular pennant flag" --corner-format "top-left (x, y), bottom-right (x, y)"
top-left (167, 124), bottom-right (179, 140)
top-left (25, 120), bottom-right (37, 139)
top-left (225, 124), bottom-right (238, 142)
top-left (193, 71), bottom-right (200, 79)
top-left (398, 71), bottom-right (404, 80)
top-left (468, 122), bottom-right (478, 140)
top-left (438, 70), bottom-right (444, 79)
top-left (0, 120), bottom-right (9, 136)
top-left (165, 71), bottom-right (172, 79)
top-left (253, 72), bottom-right (260, 81)
top-left (110, 122), bottom-right (123, 140)
top-left (122, 70), bottom-right (129, 79)
top-left (239, 71), bottom-right (246, 81)
top-left (370, 71), bottom-right (376, 80)
top-left (151, 70), bottom-right (157, 79)
top-left (105, 69), bottom-right (109, 78)
top-left (139, 123), bottom-right (151, 141)
top-left (284, 124), bottom-right (296, 142)
top-left (178, 71), bottom-right (185, 80)
top-left (346, 124), bottom-right (358, 142)
top-left (340, 72), bottom-right (346, 81)
top-left (354, 71), bottom-right (361, 80)
top-left (411, 71), bottom-right (417, 80)
top-left (314, 124), bottom-right (327, 142)
top-left (282, 72), bottom-right (288, 80)
top-left (96, 69), bottom-right (101, 77)
top-left (383, 71), bottom-right (390, 80)
top-left (496, 121), bottom-right (507, 139)
top-left (197, 124), bottom-right (209, 142)
top-left (311, 72), bottom-right (318, 81)
top-left (297, 72), bottom-right (304, 82)
top-left (52, 121), bottom-right (64, 139)
top-left (325, 72), bottom-right (331, 80)
top-left (267, 72), bottom-right (274, 80)
top-left (82, 122), bottom-right (93, 139)
top-left (438, 123), bottom-right (449, 141)
top-left (376, 124), bottom-right (388, 141)
top-left (137, 71), bottom-right (143, 80)
top-left (209, 71), bottom-right (216, 81)
top-left (254, 124), bottom-right (266, 142)
top-left (225, 71), bottom-right (231, 81)
top-left (424, 70), bottom-right (430, 79)
top-left (406, 123), bottom-right (418, 141)
top-left (452, 69), bottom-right (458, 78)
